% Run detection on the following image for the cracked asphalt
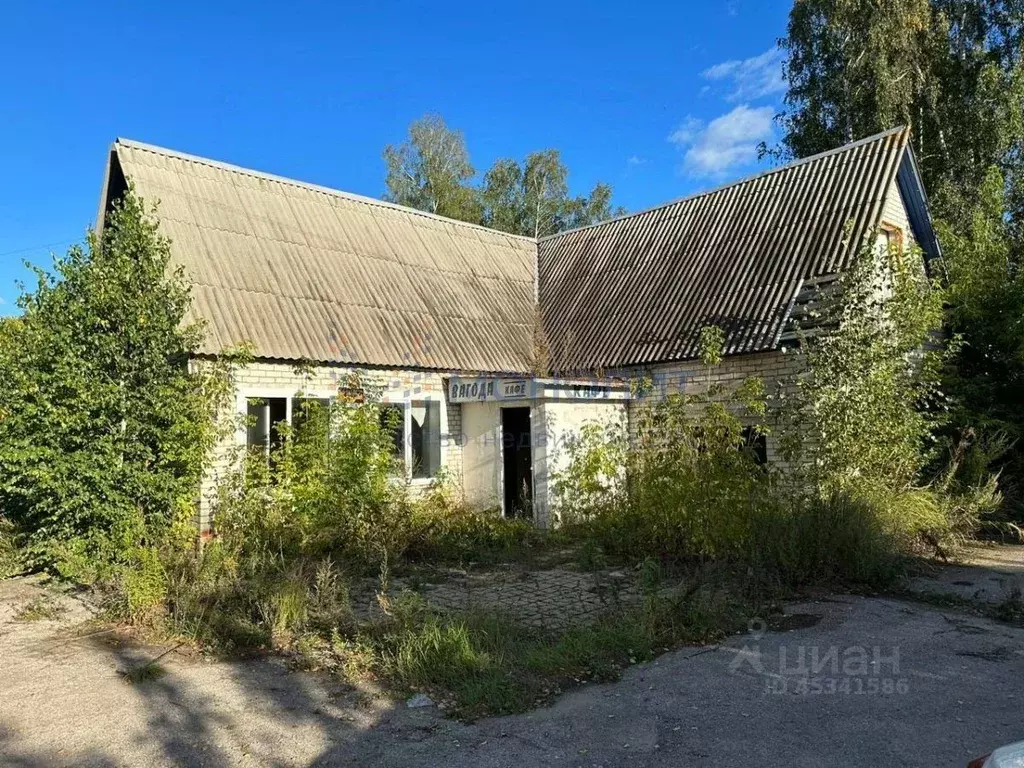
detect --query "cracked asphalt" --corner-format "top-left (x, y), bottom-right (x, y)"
top-left (1, 552), bottom-right (1022, 767)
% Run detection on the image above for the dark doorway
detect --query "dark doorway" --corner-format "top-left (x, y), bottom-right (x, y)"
top-left (501, 407), bottom-right (533, 518)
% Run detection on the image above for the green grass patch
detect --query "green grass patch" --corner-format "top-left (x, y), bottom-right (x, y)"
top-left (349, 582), bottom-right (755, 720)
top-left (524, 618), bottom-right (656, 682)
top-left (117, 660), bottom-right (168, 684)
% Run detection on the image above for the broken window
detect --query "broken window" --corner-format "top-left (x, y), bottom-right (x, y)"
top-left (740, 426), bottom-right (768, 466)
top-left (410, 400), bottom-right (441, 479)
top-left (379, 400), bottom-right (442, 479)
top-left (246, 397), bottom-right (287, 457)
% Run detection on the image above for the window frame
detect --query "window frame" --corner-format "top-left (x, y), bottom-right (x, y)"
top-left (236, 387), bottom-right (310, 454)
top-left (873, 221), bottom-right (906, 307)
top-left (236, 384), bottom-right (448, 484)
top-left (380, 392), bottom-right (447, 485)
top-left (877, 221), bottom-right (904, 254)
top-left (241, 392), bottom-right (291, 459)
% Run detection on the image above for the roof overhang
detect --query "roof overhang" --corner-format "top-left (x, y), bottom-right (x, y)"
top-left (896, 144), bottom-right (942, 262)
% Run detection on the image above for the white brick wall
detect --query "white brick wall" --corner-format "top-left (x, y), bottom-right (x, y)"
top-left (194, 353), bottom-right (806, 531)
top-left (882, 177), bottom-right (915, 247)
top-left (623, 350), bottom-right (805, 467)
top-left (534, 399), bottom-right (628, 527)
top-left (195, 359), bottom-right (463, 532)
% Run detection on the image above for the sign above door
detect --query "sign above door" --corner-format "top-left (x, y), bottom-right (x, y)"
top-left (446, 376), bottom-right (630, 403)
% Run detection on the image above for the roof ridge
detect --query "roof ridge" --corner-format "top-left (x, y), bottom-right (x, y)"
top-left (537, 125), bottom-right (910, 243)
top-left (113, 138), bottom-right (539, 244)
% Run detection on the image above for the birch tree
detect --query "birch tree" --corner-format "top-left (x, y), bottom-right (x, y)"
top-left (481, 150), bottom-right (623, 238)
top-left (382, 114), bottom-right (482, 222)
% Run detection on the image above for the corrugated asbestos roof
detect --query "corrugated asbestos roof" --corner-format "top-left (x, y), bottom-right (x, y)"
top-left (109, 139), bottom-right (538, 373)
top-left (104, 127), bottom-right (925, 374)
top-left (537, 126), bottom-right (915, 371)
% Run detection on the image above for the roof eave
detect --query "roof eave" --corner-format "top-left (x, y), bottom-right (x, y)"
top-left (896, 143), bottom-right (942, 261)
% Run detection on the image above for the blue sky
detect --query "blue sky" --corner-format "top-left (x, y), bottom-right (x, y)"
top-left (0, 0), bottom-right (792, 313)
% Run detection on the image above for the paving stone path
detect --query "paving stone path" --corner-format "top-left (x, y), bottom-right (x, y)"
top-left (355, 565), bottom-right (640, 628)
top-left (418, 566), bottom-right (639, 628)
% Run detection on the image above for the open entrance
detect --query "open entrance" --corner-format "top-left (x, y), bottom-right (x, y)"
top-left (501, 407), bottom-right (533, 518)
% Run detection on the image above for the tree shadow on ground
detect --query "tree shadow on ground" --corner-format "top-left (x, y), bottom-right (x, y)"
top-left (0, 577), bottom-right (526, 767)
top-left (0, 723), bottom-right (118, 768)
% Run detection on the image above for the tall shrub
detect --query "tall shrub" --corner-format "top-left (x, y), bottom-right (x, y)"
top-left (552, 326), bottom-right (777, 563)
top-left (0, 192), bottom-right (226, 564)
top-left (213, 377), bottom-right (412, 573)
top-left (777, 236), bottom-right (945, 489)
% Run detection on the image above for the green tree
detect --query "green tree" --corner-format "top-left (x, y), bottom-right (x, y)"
top-left (0, 192), bottom-right (224, 561)
top-left (778, 238), bottom-right (945, 489)
top-left (937, 169), bottom-right (1024, 476)
top-left (384, 114), bottom-right (624, 236)
top-left (773, 0), bottom-right (1024, 223)
top-left (774, 0), bottom-right (934, 158)
top-left (773, 0), bottom-right (1024, 513)
top-left (481, 150), bottom-right (623, 238)
top-left (382, 114), bottom-right (482, 222)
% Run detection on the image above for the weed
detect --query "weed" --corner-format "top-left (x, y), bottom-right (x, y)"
top-left (259, 573), bottom-right (310, 646)
top-left (524, 619), bottom-right (654, 681)
top-left (13, 595), bottom-right (66, 622)
top-left (308, 559), bottom-right (356, 634)
top-left (575, 538), bottom-right (607, 572)
top-left (992, 588), bottom-right (1024, 624)
top-left (117, 661), bottom-right (167, 684)
top-left (406, 492), bottom-right (541, 565)
top-left (898, 588), bottom-right (1024, 627)
top-left (343, 570), bottom-right (757, 720)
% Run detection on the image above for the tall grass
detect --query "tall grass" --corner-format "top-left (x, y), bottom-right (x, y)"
top-left (98, 394), bottom-right (539, 651)
top-left (554, 376), bottom-right (987, 594)
top-left (405, 480), bottom-right (542, 565)
top-left (361, 581), bottom-right (752, 719)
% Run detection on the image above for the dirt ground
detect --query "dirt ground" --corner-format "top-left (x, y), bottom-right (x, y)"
top-left (1, 547), bottom-right (1022, 768)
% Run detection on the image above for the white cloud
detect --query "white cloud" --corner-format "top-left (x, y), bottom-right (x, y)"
top-left (702, 47), bottom-right (785, 102)
top-left (668, 117), bottom-right (703, 147)
top-left (668, 105), bottom-right (775, 177)
top-left (627, 155), bottom-right (646, 166)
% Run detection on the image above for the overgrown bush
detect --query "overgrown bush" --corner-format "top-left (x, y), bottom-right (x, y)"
top-left (554, 238), bottom-right (997, 591)
top-left (0, 192), bottom-right (234, 574)
top-left (551, 421), bottom-right (627, 525)
top-left (555, 400), bottom-right (941, 591)
top-left (211, 382), bottom-right (412, 574)
top-left (0, 516), bottom-right (23, 578)
top-left (406, 473), bottom-right (541, 564)
top-left (776, 235), bottom-right (946, 489)
top-left (153, 381), bottom-right (541, 648)
top-left (554, 328), bottom-right (799, 575)
top-left (937, 169), bottom-right (1024, 519)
